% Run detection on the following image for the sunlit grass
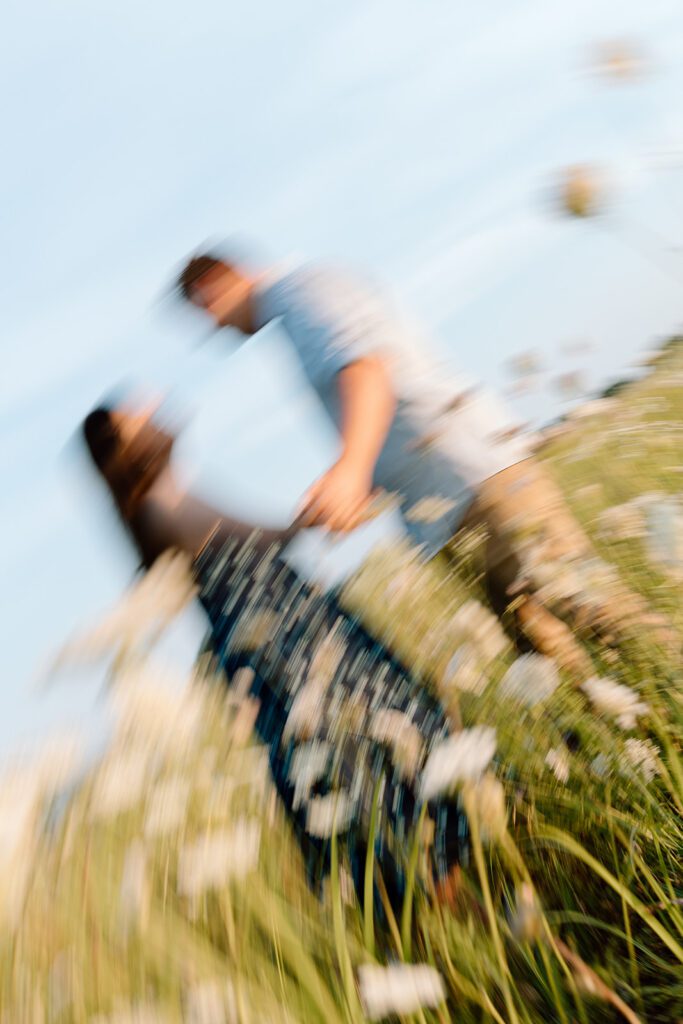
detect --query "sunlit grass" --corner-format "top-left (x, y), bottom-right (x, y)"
top-left (2, 344), bottom-right (683, 1021)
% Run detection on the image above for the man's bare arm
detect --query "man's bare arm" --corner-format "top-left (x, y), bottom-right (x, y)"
top-left (298, 356), bottom-right (396, 532)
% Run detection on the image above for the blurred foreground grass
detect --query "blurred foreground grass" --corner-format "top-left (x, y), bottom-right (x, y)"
top-left (2, 344), bottom-right (683, 1023)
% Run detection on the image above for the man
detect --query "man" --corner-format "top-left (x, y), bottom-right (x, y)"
top-left (174, 251), bottom-right (667, 676)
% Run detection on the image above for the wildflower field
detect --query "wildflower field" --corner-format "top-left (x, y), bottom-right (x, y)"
top-left (2, 343), bottom-right (683, 1023)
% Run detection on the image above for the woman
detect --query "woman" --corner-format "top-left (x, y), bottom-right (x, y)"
top-left (82, 401), bottom-right (469, 912)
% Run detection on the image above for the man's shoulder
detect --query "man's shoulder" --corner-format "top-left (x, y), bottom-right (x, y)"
top-left (271, 259), bottom-right (380, 300)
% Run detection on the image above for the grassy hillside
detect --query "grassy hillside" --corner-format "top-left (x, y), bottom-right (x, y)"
top-left (2, 345), bottom-right (683, 1023)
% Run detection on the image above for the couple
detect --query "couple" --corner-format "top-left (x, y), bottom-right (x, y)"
top-left (82, 250), bottom-right (660, 906)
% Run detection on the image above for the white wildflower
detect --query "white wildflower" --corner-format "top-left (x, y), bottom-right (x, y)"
top-left (597, 502), bottom-right (645, 541)
top-left (581, 676), bottom-right (649, 730)
top-left (464, 773), bottom-right (507, 843)
top-left (119, 839), bottom-right (149, 932)
top-left (184, 979), bottom-right (238, 1024)
top-left (509, 883), bottom-right (543, 943)
top-left (405, 496), bottom-right (458, 524)
top-left (223, 746), bottom-right (270, 798)
top-left (177, 820), bottom-right (261, 897)
top-left (442, 644), bottom-right (487, 695)
top-left (420, 726), bottom-right (496, 802)
top-left (0, 730), bottom-right (83, 809)
top-left (448, 599), bottom-right (508, 664)
top-left (90, 747), bottom-right (156, 820)
top-left (623, 738), bottom-right (660, 783)
top-left (369, 710), bottom-right (424, 780)
top-left (110, 662), bottom-right (205, 755)
top-left (144, 776), bottom-right (191, 837)
top-left (545, 748), bottom-right (570, 784)
top-left (516, 545), bottom-right (583, 604)
top-left (358, 964), bottom-right (446, 1020)
top-left (202, 776), bottom-right (236, 821)
top-left (305, 792), bottom-right (352, 839)
top-left (499, 654), bottom-right (560, 708)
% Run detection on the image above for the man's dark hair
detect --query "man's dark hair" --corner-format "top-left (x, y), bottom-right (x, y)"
top-left (176, 253), bottom-right (232, 301)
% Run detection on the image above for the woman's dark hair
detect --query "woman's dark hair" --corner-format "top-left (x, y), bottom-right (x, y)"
top-left (82, 406), bottom-right (117, 471)
top-left (176, 253), bottom-right (232, 301)
top-left (82, 405), bottom-right (174, 519)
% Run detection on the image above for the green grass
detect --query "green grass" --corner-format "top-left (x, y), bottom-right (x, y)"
top-left (3, 345), bottom-right (683, 1022)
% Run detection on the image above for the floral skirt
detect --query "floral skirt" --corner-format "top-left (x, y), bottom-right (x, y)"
top-left (194, 533), bottom-right (468, 907)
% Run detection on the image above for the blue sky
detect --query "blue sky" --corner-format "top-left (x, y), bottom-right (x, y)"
top-left (1, 0), bottom-right (683, 754)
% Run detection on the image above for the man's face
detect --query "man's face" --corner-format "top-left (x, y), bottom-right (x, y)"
top-left (189, 267), bottom-right (252, 331)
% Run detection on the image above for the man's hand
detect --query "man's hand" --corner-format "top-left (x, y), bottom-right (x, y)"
top-left (297, 454), bottom-right (374, 533)
top-left (297, 356), bottom-right (396, 533)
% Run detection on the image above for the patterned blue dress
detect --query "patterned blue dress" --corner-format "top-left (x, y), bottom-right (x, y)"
top-left (194, 531), bottom-right (468, 908)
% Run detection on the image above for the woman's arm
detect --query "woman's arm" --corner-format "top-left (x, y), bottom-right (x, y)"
top-left (131, 472), bottom-right (301, 567)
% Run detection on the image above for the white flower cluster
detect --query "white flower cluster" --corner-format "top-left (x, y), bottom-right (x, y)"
top-left (623, 738), bottom-right (661, 783)
top-left (516, 543), bottom-right (620, 615)
top-left (464, 773), bottom-right (507, 843)
top-left (183, 978), bottom-right (238, 1024)
top-left (144, 775), bottom-right (191, 837)
top-left (499, 654), bottom-right (560, 709)
top-left (508, 882), bottom-right (544, 943)
top-left (110, 661), bottom-right (207, 756)
top-left (357, 963), bottom-right (446, 1020)
top-left (441, 600), bottom-right (508, 696)
top-left (449, 600), bottom-right (508, 664)
top-left (177, 819), bottom-right (261, 897)
top-left (442, 644), bottom-right (488, 696)
top-left (420, 726), bottom-right (496, 802)
top-left (597, 501), bottom-right (646, 541)
top-left (545, 747), bottom-right (570, 784)
top-left (91, 746), bottom-right (157, 821)
top-left (581, 676), bottom-right (649, 730)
